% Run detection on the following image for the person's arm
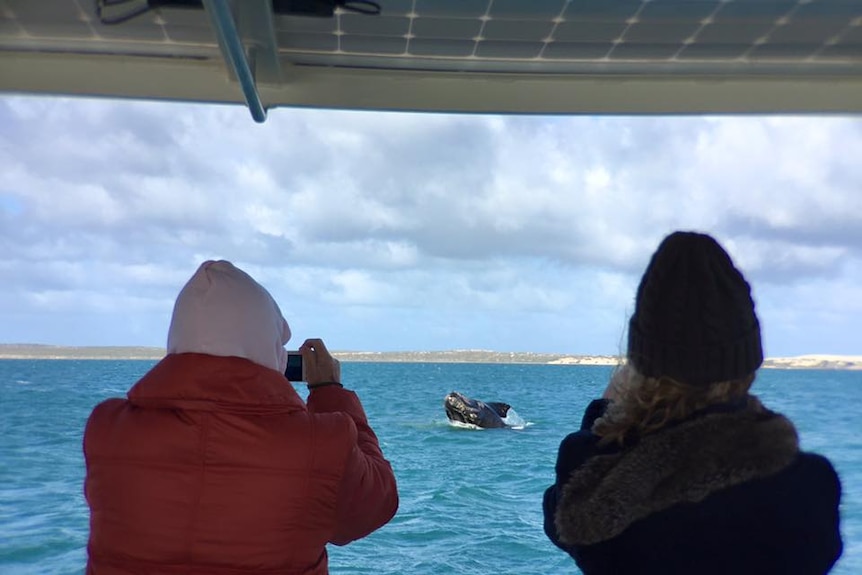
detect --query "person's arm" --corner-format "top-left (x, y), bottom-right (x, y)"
top-left (580, 398), bottom-right (610, 431)
top-left (300, 338), bottom-right (399, 544)
top-left (308, 386), bottom-right (398, 545)
top-left (543, 399), bottom-right (608, 550)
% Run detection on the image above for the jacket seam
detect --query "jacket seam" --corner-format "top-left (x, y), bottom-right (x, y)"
top-left (186, 411), bottom-right (210, 563)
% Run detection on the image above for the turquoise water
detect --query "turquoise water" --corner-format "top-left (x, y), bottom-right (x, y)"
top-left (0, 360), bottom-right (859, 574)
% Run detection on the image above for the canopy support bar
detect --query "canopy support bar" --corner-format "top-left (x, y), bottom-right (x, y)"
top-left (202, 0), bottom-right (267, 122)
top-left (236, 0), bottom-right (284, 86)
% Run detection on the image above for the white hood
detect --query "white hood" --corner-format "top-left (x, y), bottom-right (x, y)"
top-left (166, 260), bottom-right (291, 373)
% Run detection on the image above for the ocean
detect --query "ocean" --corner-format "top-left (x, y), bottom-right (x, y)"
top-left (1, 360), bottom-right (859, 574)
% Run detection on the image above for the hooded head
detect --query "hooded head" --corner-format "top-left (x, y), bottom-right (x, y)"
top-left (166, 260), bottom-right (291, 373)
top-left (627, 231), bottom-right (763, 386)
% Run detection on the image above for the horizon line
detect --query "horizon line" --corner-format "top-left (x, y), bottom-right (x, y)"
top-left (0, 344), bottom-right (860, 366)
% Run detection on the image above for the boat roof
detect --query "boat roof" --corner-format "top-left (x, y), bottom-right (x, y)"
top-left (2, 0), bottom-right (862, 121)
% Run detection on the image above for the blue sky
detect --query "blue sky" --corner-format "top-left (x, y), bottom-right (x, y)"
top-left (1, 95), bottom-right (861, 357)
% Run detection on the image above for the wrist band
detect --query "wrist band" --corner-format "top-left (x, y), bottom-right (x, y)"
top-left (307, 381), bottom-right (344, 390)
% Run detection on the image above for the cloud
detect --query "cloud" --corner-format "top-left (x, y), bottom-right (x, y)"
top-left (1, 95), bottom-right (860, 354)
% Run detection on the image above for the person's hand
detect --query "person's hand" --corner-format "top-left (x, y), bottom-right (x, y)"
top-left (299, 338), bottom-right (341, 387)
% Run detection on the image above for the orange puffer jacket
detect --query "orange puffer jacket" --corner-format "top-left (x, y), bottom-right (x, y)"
top-left (83, 353), bottom-right (399, 575)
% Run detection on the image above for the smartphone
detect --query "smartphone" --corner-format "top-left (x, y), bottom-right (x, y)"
top-left (285, 351), bottom-right (305, 382)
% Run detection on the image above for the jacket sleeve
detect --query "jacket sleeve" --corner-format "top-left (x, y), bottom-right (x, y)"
top-left (307, 386), bottom-right (399, 546)
top-left (795, 453), bottom-right (844, 573)
top-left (543, 399), bottom-right (607, 550)
top-left (580, 398), bottom-right (610, 431)
top-left (82, 398), bottom-right (126, 506)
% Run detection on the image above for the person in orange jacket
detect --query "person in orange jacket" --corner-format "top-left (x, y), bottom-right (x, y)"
top-left (83, 260), bottom-right (399, 575)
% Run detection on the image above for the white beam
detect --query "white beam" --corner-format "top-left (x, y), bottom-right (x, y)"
top-left (2, 52), bottom-right (862, 115)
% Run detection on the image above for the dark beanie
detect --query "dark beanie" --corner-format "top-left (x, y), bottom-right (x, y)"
top-left (627, 231), bottom-right (763, 386)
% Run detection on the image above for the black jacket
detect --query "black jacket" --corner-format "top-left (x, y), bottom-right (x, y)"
top-left (543, 398), bottom-right (843, 575)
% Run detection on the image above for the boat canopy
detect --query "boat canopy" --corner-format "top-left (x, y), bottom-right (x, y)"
top-left (1, 0), bottom-right (861, 122)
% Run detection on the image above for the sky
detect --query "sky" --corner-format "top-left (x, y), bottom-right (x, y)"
top-left (1, 95), bottom-right (861, 357)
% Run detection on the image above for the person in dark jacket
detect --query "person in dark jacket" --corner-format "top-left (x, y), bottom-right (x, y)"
top-left (543, 231), bottom-right (843, 575)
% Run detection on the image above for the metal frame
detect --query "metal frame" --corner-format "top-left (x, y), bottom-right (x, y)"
top-left (4, 52), bottom-right (862, 116)
top-left (2, 1), bottom-right (862, 120)
top-left (201, 0), bottom-right (283, 122)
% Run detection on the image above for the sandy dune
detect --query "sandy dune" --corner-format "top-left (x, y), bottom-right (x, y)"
top-left (762, 355), bottom-right (862, 370)
top-left (0, 346), bottom-right (860, 370)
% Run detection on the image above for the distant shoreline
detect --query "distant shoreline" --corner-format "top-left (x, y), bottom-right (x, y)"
top-left (0, 344), bottom-right (860, 370)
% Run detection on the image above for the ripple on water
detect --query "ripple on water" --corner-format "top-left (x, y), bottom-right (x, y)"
top-left (1, 361), bottom-right (860, 575)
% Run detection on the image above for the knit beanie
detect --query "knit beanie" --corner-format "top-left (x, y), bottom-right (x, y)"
top-left (627, 231), bottom-right (763, 386)
top-left (167, 260), bottom-right (291, 373)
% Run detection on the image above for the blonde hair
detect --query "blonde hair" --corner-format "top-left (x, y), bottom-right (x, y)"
top-left (593, 363), bottom-right (757, 447)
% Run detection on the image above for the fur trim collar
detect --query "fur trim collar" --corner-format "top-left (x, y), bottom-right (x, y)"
top-left (555, 399), bottom-right (799, 546)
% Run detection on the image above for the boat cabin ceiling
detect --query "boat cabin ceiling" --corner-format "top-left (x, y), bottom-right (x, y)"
top-left (1, 0), bottom-right (862, 121)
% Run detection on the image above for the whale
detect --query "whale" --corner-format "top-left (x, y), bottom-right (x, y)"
top-left (444, 391), bottom-right (513, 429)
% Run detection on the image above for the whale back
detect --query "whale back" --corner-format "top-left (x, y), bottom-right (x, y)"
top-left (485, 401), bottom-right (511, 418)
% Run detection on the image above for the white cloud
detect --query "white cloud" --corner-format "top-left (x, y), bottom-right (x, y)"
top-left (1, 95), bottom-right (860, 354)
